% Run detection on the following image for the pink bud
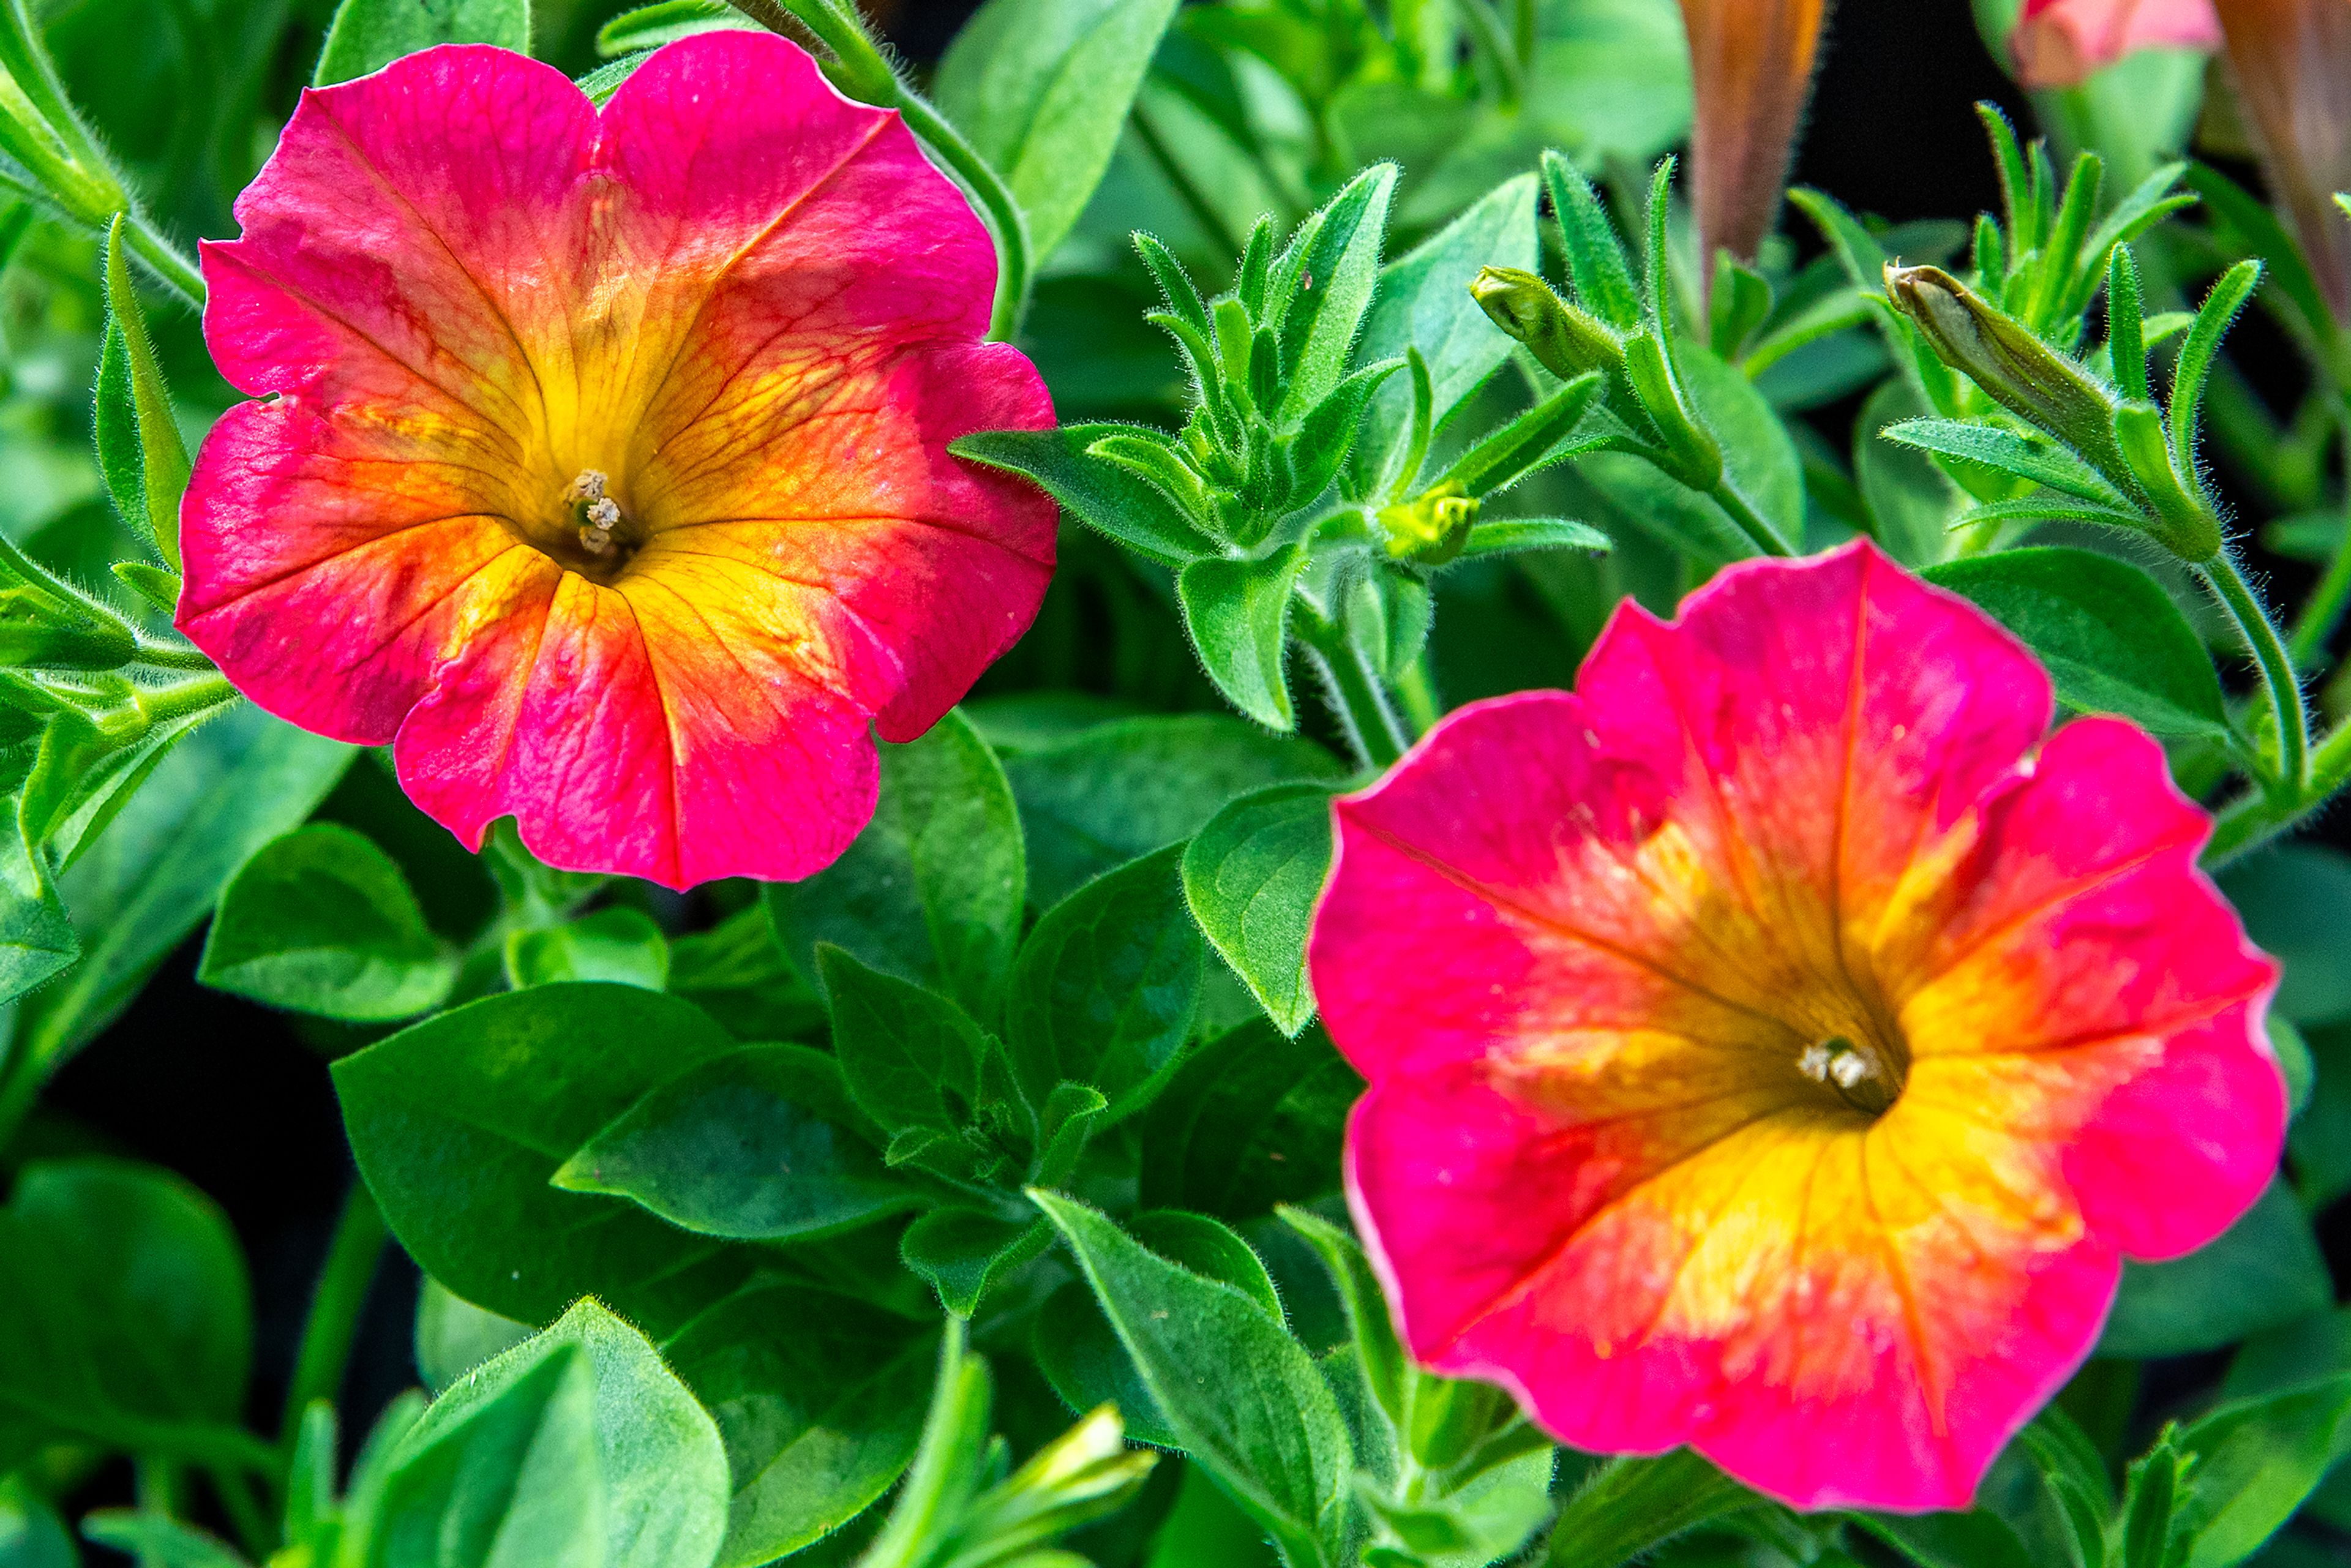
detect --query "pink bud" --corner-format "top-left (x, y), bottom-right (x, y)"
top-left (2008, 0), bottom-right (2223, 90)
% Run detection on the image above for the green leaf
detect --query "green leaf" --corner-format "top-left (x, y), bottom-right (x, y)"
top-left (1848, 1509), bottom-right (2038, 1568)
top-left (334, 984), bottom-right (752, 1329)
top-left (1031, 1190), bottom-right (1352, 1566)
top-left (1921, 547), bottom-right (2230, 740)
top-left (933, 0), bottom-right (1181, 262)
top-left (952, 427), bottom-right (1217, 569)
top-left (1883, 418), bottom-right (2124, 504)
top-left (0, 1480), bottom-right (73, 1568)
top-left (1348, 174), bottom-right (1541, 498)
top-left (817, 947), bottom-right (991, 1141)
top-left (1007, 846), bottom-right (1204, 1119)
top-left (0, 831), bottom-right (75, 1014)
top-left (315, 0), bottom-right (531, 85)
top-left (2101, 1180), bottom-right (2330, 1358)
top-left (1542, 151), bottom-right (1643, 330)
top-left (198, 823), bottom-right (455, 1022)
top-left (12, 706), bottom-right (351, 1073)
top-left (1677, 343), bottom-right (1805, 549)
top-left (554, 1044), bottom-right (921, 1243)
top-left (1181, 782), bottom-right (1333, 1036)
top-left (901, 1210), bottom-right (1051, 1318)
top-left (1179, 544), bottom-right (1311, 731)
top-left (1535, 1450), bottom-right (1760, 1568)
top-left (1000, 715), bottom-right (1344, 908)
top-left (506, 906), bottom-right (670, 991)
top-left (770, 710), bottom-right (1022, 1019)
top-left (594, 0), bottom-right (756, 56)
top-left (1138, 1020), bottom-right (1358, 1220)
top-left (2218, 846), bottom-right (2351, 1026)
top-left (1856, 380), bottom-right (1962, 569)
top-left (2173, 1375), bottom-right (2351, 1568)
top-left (1453, 517), bottom-right (1611, 560)
top-left (369, 1299), bottom-right (729, 1568)
top-left (0, 1158), bottom-right (252, 1458)
top-left (1278, 1207), bottom-right (1407, 1431)
top-left (1272, 165), bottom-right (1398, 424)
top-left (77, 1515), bottom-right (244, 1568)
top-left (666, 906), bottom-right (825, 1041)
top-left (414, 1277), bottom-right (533, 1396)
top-left (660, 1282), bottom-right (933, 1567)
top-left (95, 217), bottom-right (188, 570)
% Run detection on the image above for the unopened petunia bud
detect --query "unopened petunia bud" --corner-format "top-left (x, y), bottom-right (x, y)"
top-left (2212, 0), bottom-right (2351, 318)
top-left (2008, 0), bottom-right (2222, 90)
top-left (1884, 264), bottom-right (2128, 477)
top-left (1679, 0), bottom-right (1828, 269)
top-left (1471, 268), bottom-right (1625, 383)
top-left (1378, 482), bottom-right (1479, 565)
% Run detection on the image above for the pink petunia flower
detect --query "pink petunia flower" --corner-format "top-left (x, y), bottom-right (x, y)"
top-left (1308, 541), bottom-right (2282, 1512)
top-left (2009, 0), bottom-right (2224, 89)
top-left (176, 34), bottom-right (1057, 890)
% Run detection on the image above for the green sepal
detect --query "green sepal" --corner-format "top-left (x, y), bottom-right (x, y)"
top-left (96, 215), bottom-right (190, 571)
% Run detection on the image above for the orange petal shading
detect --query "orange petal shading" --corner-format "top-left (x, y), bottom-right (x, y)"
top-left (178, 35), bottom-right (1056, 888)
top-left (1309, 541), bottom-right (2282, 1511)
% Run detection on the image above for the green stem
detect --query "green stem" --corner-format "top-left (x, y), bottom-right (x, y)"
top-left (2289, 401), bottom-right (2351, 669)
top-left (132, 635), bottom-right (217, 672)
top-left (209, 1465), bottom-right (275, 1561)
top-left (1454, 0), bottom-right (1525, 107)
top-left (2201, 553), bottom-right (2309, 792)
top-left (121, 212), bottom-right (202, 309)
top-left (1297, 612), bottom-right (1409, 771)
top-left (280, 1180), bottom-right (387, 1449)
top-left (2207, 719), bottom-right (2351, 868)
top-left (732, 0), bottom-right (1030, 340)
top-left (133, 1458), bottom-right (178, 1568)
top-left (1708, 478), bottom-right (1794, 559)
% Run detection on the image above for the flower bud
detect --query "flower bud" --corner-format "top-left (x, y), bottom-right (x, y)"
top-left (2008, 0), bottom-right (2221, 90)
top-left (1679, 0), bottom-right (1828, 268)
top-left (2213, 0), bottom-right (2351, 318)
top-left (1377, 481), bottom-right (1479, 565)
top-left (1883, 264), bottom-right (2128, 478)
top-left (1471, 267), bottom-right (1624, 383)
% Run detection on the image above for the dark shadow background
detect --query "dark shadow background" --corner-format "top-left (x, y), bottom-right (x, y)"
top-left (28, 0), bottom-right (2343, 1551)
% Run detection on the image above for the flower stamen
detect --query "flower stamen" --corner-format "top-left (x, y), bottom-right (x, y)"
top-left (1798, 1034), bottom-right (1899, 1116)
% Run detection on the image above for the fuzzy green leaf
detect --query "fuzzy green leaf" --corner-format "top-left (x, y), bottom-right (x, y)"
top-left (315, 0), bottom-right (531, 84)
top-left (1007, 845), bottom-right (1204, 1119)
top-left (934, 0), bottom-right (1181, 261)
top-left (1921, 547), bottom-right (2229, 740)
top-left (1180, 782), bottom-right (1333, 1035)
top-left (1179, 544), bottom-right (1311, 731)
top-left (199, 822), bottom-right (455, 1022)
top-left (553, 1044), bottom-right (920, 1243)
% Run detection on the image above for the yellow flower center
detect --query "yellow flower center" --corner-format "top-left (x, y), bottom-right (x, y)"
top-left (520, 467), bottom-right (647, 583)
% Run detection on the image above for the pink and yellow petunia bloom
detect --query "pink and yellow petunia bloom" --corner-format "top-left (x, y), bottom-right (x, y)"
top-left (1309, 542), bottom-right (2283, 1511)
top-left (176, 33), bottom-right (1057, 889)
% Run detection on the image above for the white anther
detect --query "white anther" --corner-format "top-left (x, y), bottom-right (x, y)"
top-left (1797, 1044), bottom-right (1831, 1082)
top-left (587, 497), bottom-right (620, 531)
top-left (1829, 1051), bottom-right (1872, 1089)
top-left (564, 469), bottom-right (610, 505)
top-left (578, 526), bottom-right (614, 556)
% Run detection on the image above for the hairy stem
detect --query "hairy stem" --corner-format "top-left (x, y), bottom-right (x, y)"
top-left (2201, 553), bottom-right (2309, 793)
top-left (1297, 611), bottom-right (1410, 771)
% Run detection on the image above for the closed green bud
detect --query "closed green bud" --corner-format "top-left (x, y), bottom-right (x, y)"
top-left (1378, 481), bottom-right (1479, 565)
top-left (1884, 264), bottom-right (2129, 482)
top-left (1470, 267), bottom-right (1624, 383)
